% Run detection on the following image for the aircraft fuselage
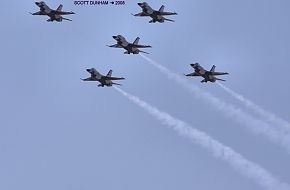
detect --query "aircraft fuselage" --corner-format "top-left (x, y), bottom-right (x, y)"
top-left (202, 72), bottom-right (216, 82)
top-left (83, 77), bottom-right (112, 87)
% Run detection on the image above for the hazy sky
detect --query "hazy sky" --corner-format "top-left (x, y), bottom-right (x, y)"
top-left (0, 1), bottom-right (290, 190)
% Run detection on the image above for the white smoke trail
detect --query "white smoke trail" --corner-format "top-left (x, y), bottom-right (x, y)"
top-left (114, 86), bottom-right (290, 190)
top-left (217, 82), bottom-right (290, 135)
top-left (140, 54), bottom-right (290, 152)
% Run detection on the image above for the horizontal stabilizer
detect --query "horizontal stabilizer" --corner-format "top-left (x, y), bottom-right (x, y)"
top-left (139, 50), bottom-right (149, 54)
top-left (112, 82), bottom-right (122, 86)
top-left (215, 78), bottom-right (226, 82)
top-left (62, 17), bottom-right (72, 21)
top-left (164, 18), bottom-right (175, 22)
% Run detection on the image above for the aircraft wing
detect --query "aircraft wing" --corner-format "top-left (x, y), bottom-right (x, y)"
top-left (133, 44), bottom-right (152, 48)
top-left (30, 11), bottom-right (46, 15)
top-left (35, 1), bottom-right (51, 13)
top-left (112, 35), bottom-right (129, 47)
top-left (132, 12), bottom-right (148, 16)
top-left (107, 44), bottom-right (123, 48)
top-left (131, 37), bottom-right (151, 48)
top-left (190, 63), bottom-right (205, 72)
top-left (57, 11), bottom-right (75, 15)
top-left (86, 68), bottom-right (101, 78)
top-left (212, 72), bottom-right (229, 76)
top-left (81, 77), bottom-right (95, 81)
top-left (104, 77), bottom-right (125, 80)
top-left (138, 2), bottom-right (154, 14)
top-left (185, 72), bottom-right (199, 77)
top-left (160, 12), bottom-right (178, 16)
top-left (52, 3), bottom-right (75, 15)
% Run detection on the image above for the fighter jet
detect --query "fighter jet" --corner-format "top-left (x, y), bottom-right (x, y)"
top-left (132, 2), bottom-right (177, 23)
top-left (30, 1), bottom-right (75, 22)
top-left (81, 68), bottom-right (125, 87)
top-left (185, 63), bottom-right (229, 83)
top-left (107, 35), bottom-right (152, 54)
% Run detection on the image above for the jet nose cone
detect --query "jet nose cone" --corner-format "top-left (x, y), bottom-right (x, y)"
top-left (35, 2), bottom-right (40, 5)
top-left (138, 3), bottom-right (143, 6)
top-left (86, 69), bottom-right (91, 72)
top-left (112, 36), bottom-right (118, 39)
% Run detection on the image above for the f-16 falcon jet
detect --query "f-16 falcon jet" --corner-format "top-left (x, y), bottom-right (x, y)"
top-left (81, 68), bottom-right (125, 87)
top-left (185, 63), bottom-right (229, 83)
top-left (108, 35), bottom-right (152, 54)
top-left (132, 2), bottom-right (177, 23)
top-left (30, 1), bottom-right (75, 22)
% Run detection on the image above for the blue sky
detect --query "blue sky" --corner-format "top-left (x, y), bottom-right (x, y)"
top-left (0, 1), bottom-right (290, 190)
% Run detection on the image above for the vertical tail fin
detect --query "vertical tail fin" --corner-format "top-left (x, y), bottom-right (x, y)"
top-left (133, 37), bottom-right (140, 45)
top-left (210, 65), bottom-right (216, 72)
top-left (57, 4), bottom-right (63, 11)
top-left (106, 70), bottom-right (113, 77)
top-left (159, 5), bottom-right (165, 12)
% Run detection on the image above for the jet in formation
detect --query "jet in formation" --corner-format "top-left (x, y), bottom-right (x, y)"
top-left (132, 2), bottom-right (177, 23)
top-left (185, 63), bottom-right (229, 83)
top-left (108, 35), bottom-right (152, 54)
top-left (81, 68), bottom-right (125, 87)
top-left (30, 1), bottom-right (75, 22)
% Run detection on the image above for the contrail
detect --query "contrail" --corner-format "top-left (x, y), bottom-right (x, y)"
top-left (217, 82), bottom-right (290, 135)
top-left (114, 86), bottom-right (290, 190)
top-left (140, 54), bottom-right (290, 152)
